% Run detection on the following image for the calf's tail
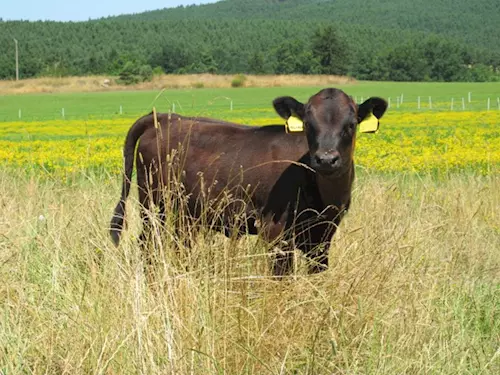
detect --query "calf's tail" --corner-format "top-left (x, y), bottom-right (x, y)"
top-left (110, 114), bottom-right (153, 246)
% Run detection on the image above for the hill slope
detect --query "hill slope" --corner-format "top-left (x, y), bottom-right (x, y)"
top-left (0, 0), bottom-right (498, 81)
top-left (116, 0), bottom-right (500, 51)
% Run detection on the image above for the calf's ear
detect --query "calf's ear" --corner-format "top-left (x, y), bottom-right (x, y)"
top-left (358, 97), bottom-right (388, 121)
top-left (357, 97), bottom-right (388, 134)
top-left (273, 96), bottom-right (305, 120)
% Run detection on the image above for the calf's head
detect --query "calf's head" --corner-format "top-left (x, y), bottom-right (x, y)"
top-left (273, 88), bottom-right (387, 176)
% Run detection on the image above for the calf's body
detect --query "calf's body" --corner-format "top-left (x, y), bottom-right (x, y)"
top-left (110, 88), bottom-right (387, 275)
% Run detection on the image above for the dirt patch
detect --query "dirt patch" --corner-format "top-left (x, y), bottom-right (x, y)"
top-left (0, 74), bottom-right (357, 95)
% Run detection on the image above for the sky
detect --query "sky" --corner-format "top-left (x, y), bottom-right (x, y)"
top-left (1, 0), bottom-right (218, 22)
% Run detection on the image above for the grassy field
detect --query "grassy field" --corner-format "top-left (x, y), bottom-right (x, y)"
top-left (1, 81), bottom-right (499, 121)
top-left (1, 81), bottom-right (499, 374)
top-left (1, 170), bottom-right (498, 374)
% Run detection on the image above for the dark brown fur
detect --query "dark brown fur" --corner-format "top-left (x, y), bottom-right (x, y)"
top-left (110, 88), bottom-right (387, 275)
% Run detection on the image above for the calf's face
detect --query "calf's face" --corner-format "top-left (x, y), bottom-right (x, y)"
top-left (273, 88), bottom-right (388, 176)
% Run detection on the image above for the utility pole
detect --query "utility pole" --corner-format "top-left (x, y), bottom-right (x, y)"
top-left (13, 38), bottom-right (19, 81)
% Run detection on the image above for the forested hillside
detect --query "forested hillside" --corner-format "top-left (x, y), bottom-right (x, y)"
top-left (122, 0), bottom-right (500, 51)
top-left (1, 0), bottom-right (499, 82)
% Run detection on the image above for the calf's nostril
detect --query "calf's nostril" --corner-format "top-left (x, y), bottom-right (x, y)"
top-left (315, 153), bottom-right (340, 167)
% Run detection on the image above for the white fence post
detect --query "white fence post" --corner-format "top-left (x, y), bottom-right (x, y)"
top-left (119, 105), bottom-right (123, 115)
top-left (462, 97), bottom-right (465, 110)
top-left (429, 96), bottom-right (432, 109)
top-left (388, 97), bottom-right (391, 108)
top-left (62, 108), bottom-right (65, 119)
top-left (230, 100), bottom-right (233, 111)
top-left (451, 98), bottom-right (454, 111)
top-left (18, 109), bottom-right (21, 119)
top-left (468, 92), bottom-right (471, 103)
top-left (400, 93), bottom-right (404, 104)
top-left (487, 98), bottom-right (490, 111)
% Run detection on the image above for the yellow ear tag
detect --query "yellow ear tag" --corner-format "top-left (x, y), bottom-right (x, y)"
top-left (285, 116), bottom-right (304, 133)
top-left (359, 112), bottom-right (379, 133)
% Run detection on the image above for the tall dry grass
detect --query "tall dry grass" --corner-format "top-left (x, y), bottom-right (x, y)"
top-left (0, 169), bottom-right (499, 374)
top-left (0, 74), bottom-right (356, 95)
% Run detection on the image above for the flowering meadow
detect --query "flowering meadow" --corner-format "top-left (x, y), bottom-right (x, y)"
top-left (0, 110), bottom-right (498, 178)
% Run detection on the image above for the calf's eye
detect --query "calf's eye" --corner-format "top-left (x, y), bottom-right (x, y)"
top-left (343, 123), bottom-right (356, 137)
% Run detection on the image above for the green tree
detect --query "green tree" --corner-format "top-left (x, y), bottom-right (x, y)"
top-left (462, 64), bottom-right (499, 82)
top-left (311, 26), bottom-right (350, 75)
top-left (151, 43), bottom-right (194, 73)
top-left (138, 64), bottom-right (153, 81)
top-left (274, 39), bottom-right (320, 74)
top-left (421, 38), bottom-right (465, 81)
top-left (118, 61), bottom-right (152, 84)
top-left (197, 51), bottom-right (218, 73)
top-left (351, 50), bottom-right (389, 80)
top-left (118, 61), bottom-right (140, 85)
top-left (384, 43), bottom-right (429, 81)
top-left (248, 52), bottom-right (265, 74)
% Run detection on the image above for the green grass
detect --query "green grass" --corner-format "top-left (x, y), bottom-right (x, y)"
top-left (1, 81), bottom-right (499, 122)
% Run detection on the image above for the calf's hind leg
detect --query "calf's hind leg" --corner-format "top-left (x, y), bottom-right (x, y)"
top-left (272, 244), bottom-right (295, 277)
top-left (137, 189), bottom-right (167, 266)
top-left (304, 243), bottom-right (330, 274)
